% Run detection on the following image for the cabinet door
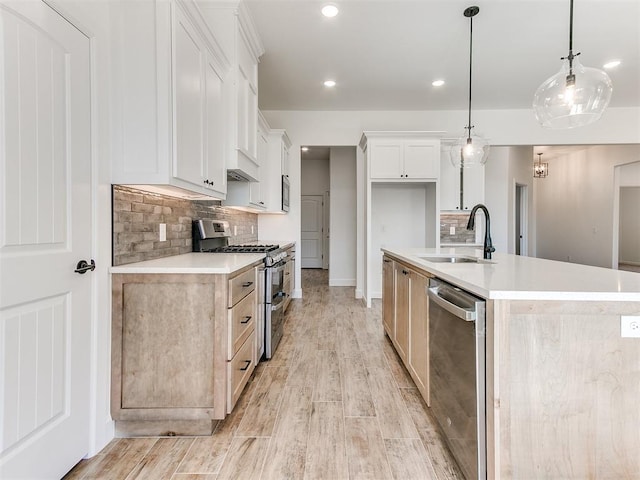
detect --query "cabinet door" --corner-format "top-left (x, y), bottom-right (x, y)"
top-left (370, 142), bottom-right (403, 179)
top-left (250, 124), bottom-right (269, 206)
top-left (204, 56), bottom-right (227, 196)
top-left (409, 271), bottom-right (429, 403)
top-left (462, 165), bottom-right (485, 211)
top-left (395, 264), bottom-right (410, 362)
top-left (173, 9), bottom-right (205, 187)
top-left (404, 141), bottom-right (439, 179)
top-left (382, 257), bottom-right (395, 337)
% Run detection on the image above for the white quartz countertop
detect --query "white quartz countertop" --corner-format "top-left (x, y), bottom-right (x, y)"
top-left (110, 252), bottom-right (265, 274)
top-left (383, 247), bottom-right (640, 301)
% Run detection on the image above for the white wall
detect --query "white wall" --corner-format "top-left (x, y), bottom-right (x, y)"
top-left (536, 145), bottom-right (640, 268)
top-left (50, 0), bottom-right (114, 456)
top-left (329, 147), bottom-right (357, 286)
top-left (619, 187), bottom-right (640, 265)
top-left (260, 108), bottom-right (640, 297)
top-left (370, 184), bottom-right (430, 297)
top-left (301, 157), bottom-right (329, 195)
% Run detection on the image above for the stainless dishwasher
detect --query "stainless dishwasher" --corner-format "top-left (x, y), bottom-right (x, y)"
top-left (428, 278), bottom-right (486, 480)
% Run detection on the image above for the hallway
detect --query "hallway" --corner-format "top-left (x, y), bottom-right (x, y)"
top-left (64, 269), bottom-right (462, 479)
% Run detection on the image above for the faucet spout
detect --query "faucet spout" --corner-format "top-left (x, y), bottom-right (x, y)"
top-left (466, 204), bottom-right (495, 260)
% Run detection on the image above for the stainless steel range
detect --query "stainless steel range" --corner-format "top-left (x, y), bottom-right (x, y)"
top-left (193, 219), bottom-right (287, 359)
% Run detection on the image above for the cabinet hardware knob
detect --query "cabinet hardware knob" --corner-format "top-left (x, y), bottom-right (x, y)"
top-left (242, 281), bottom-right (253, 287)
top-left (241, 316), bottom-right (252, 324)
top-left (74, 259), bottom-right (96, 274)
top-left (239, 360), bottom-right (252, 371)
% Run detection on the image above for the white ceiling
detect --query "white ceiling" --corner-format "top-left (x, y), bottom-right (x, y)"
top-left (245, 0), bottom-right (640, 112)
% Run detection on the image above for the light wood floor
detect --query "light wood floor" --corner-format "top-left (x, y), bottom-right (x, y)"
top-left (64, 268), bottom-right (462, 480)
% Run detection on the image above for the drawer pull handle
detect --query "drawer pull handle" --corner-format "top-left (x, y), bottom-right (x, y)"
top-left (239, 360), bottom-right (252, 371)
top-left (241, 316), bottom-right (252, 324)
top-left (242, 281), bottom-right (253, 288)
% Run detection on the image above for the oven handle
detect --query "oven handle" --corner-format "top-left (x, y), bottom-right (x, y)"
top-left (427, 286), bottom-right (476, 321)
top-left (271, 299), bottom-right (285, 312)
top-left (270, 262), bottom-right (286, 274)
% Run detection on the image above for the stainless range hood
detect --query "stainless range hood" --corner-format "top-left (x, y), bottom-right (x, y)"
top-left (227, 168), bottom-right (257, 182)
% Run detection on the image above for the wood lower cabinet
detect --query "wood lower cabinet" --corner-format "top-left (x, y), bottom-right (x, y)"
top-left (111, 263), bottom-right (259, 436)
top-left (382, 254), bottom-right (432, 405)
top-left (394, 265), bottom-right (410, 362)
top-left (382, 257), bottom-right (395, 336)
top-left (408, 270), bottom-right (429, 404)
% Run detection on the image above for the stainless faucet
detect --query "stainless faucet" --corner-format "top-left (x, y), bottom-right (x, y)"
top-left (466, 204), bottom-right (495, 260)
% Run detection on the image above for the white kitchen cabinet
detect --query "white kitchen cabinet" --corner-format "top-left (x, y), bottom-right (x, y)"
top-left (262, 128), bottom-right (292, 213)
top-left (364, 133), bottom-right (441, 180)
top-left (360, 132), bottom-right (441, 306)
top-left (440, 146), bottom-right (485, 210)
top-left (110, 0), bottom-right (230, 199)
top-left (197, 1), bottom-right (264, 182)
top-left (224, 111), bottom-right (268, 211)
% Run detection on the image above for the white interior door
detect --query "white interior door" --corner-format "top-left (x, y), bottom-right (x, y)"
top-left (0, 2), bottom-right (93, 478)
top-left (301, 195), bottom-right (323, 268)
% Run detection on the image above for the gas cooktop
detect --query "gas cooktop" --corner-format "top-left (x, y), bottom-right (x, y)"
top-left (204, 244), bottom-right (279, 254)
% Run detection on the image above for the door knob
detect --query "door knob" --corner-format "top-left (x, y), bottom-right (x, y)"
top-left (74, 259), bottom-right (96, 274)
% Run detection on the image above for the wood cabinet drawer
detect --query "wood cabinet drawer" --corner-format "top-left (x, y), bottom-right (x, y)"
top-left (229, 268), bottom-right (256, 307)
top-left (228, 289), bottom-right (255, 360)
top-left (227, 330), bottom-right (255, 413)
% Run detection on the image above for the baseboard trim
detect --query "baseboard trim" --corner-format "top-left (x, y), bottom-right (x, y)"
top-left (329, 278), bottom-right (356, 287)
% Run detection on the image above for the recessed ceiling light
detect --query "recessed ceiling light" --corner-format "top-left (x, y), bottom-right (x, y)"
top-left (321, 4), bottom-right (339, 18)
top-left (324, 80), bottom-right (336, 88)
top-left (603, 60), bottom-right (621, 69)
top-left (301, 147), bottom-right (309, 152)
top-left (432, 80), bottom-right (445, 87)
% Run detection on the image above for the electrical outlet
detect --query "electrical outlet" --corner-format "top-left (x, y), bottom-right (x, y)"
top-left (449, 226), bottom-right (456, 235)
top-left (621, 316), bottom-right (640, 338)
top-left (159, 223), bottom-right (166, 242)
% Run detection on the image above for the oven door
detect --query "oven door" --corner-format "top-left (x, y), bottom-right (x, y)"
top-left (269, 261), bottom-right (286, 303)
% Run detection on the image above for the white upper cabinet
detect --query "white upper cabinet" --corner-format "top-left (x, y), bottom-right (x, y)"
top-left (198, 1), bottom-right (264, 182)
top-left (439, 146), bottom-right (485, 210)
top-left (263, 128), bottom-right (292, 213)
top-left (110, 0), bottom-right (230, 199)
top-left (361, 132), bottom-right (441, 180)
top-left (224, 111), bottom-right (268, 211)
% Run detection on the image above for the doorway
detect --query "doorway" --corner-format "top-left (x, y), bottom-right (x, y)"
top-left (515, 183), bottom-right (528, 255)
top-left (301, 195), bottom-right (324, 268)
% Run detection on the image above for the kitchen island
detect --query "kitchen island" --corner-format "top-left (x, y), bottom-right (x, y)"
top-left (382, 247), bottom-right (640, 480)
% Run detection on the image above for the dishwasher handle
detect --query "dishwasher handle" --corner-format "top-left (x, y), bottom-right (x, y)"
top-left (428, 286), bottom-right (477, 322)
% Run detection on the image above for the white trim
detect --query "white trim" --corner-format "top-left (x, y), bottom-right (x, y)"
top-left (329, 279), bottom-right (356, 287)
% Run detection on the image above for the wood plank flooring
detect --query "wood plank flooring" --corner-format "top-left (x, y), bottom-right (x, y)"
top-left (64, 269), bottom-right (463, 480)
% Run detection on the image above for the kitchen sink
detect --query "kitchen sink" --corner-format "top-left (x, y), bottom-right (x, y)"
top-left (419, 255), bottom-right (491, 264)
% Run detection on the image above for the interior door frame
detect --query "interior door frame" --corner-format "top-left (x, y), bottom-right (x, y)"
top-left (515, 182), bottom-right (528, 256)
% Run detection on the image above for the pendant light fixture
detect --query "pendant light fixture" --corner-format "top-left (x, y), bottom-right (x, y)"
top-left (450, 6), bottom-right (489, 169)
top-left (533, 153), bottom-right (548, 178)
top-left (533, 0), bottom-right (613, 129)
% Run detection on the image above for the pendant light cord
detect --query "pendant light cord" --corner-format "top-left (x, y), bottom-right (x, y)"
top-left (467, 12), bottom-right (474, 141)
top-left (563, 0), bottom-right (579, 76)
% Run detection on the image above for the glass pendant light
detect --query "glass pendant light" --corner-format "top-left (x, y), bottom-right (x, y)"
top-left (533, 0), bottom-right (613, 129)
top-left (450, 6), bottom-right (489, 168)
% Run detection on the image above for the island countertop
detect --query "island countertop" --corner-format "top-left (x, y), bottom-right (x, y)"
top-left (109, 252), bottom-right (265, 274)
top-left (382, 247), bottom-right (640, 301)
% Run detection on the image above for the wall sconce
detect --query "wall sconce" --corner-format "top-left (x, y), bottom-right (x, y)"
top-left (534, 153), bottom-right (549, 178)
